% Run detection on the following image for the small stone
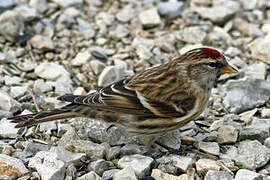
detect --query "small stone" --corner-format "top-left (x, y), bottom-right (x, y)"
top-left (248, 34), bottom-right (270, 64)
top-left (195, 159), bottom-right (220, 172)
top-left (157, 155), bottom-right (194, 173)
top-left (233, 140), bottom-right (270, 170)
top-left (176, 27), bottom-right (207, 43)
top-left (204, 170), bottom-right (233, 180)
top-left (66, 163), bottom-right (76, 179)
top-left (264, 137), bottom-right (270, 148)
top-left (0, 10), bottom-right (24, 42)
top-left (10, 86), bottom-right (27, 98)
top-left (54, 82), bottom-right (74, 94)
top-left (235, 169), bottom-right (262, 180)
top-left (116, 5), bottom-right (135, 23)
top-left (52, 0), bottom-right (83, 7)
top-left (113, 166), bottom-right (137, 180)
top-left (4, 76), bottom-right (22, 86)
top-left (24, 142), bottom-right (50, 155)
top-left (90, 60), bottom-right (106, 75)
top-left (239, 124), bottom-right (270, 143)
top-left (136, 45), bottom-right (153, 60)
top-left (77, 171), bottom-right (101, 180)
top-left (33, 79), bottom-right (53, 93)
top-left (14, 5), bottom-right (39, 21)
top-left (239, 0), bottom-right (259, 10)
top-left (0, 118), bottom-right (19, 138)
top-left (223, 79), bottom-right (270, 113)
top-left (106, 146), bottom-right (121, 161)
top-left (158, 2), bottom-right (184, 19)
top-left (157, 130), bottom-right (182, 150)
top-left (139, 8), bottom-right (161, 28)
top-left (28, 151), bottom-right (65, 180)
top-left (118, 154), bottom-right (154, 178)
top-left (151, 169), bottom-right (182, 180)
top-left (261, 109), bottom-right (270, 118)
top-left (30, 35), bottom-right (54, 51)
top-left (120, 144), bottom-right (149, 157)
top-left (29, 0), bottom-right (49, 13)
top-left (194, 0), bottom-right (240, 24)
top-left (102, 169), bottom-right (120, 180)
top-left (35, 62), bottom-right (71, 83)
top-left (109, 25), bottom-right (130, 39)
top-left (217, 125), bottom-right (238, 144)
top-left (0, 0), bottom-right (17, 10)
top-left (77, 18), bottom-right (95, 39)
top-left (197, 142), bottom-right (220, 156)
top-left (244, 62), bottom-right (267, 80)
top-left (50, 146), bottom-right (85, 166)
top-left (72, 51), bottom-right (91, 66)
top-left (88, 159), bottom-right (115, 175)
top-left (0, 154), bottom-right (29, 177)
top-left (132, 37), bottom-right (155, 50)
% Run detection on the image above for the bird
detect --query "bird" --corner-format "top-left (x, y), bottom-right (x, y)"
top-left (8, 47), bottom-right (237, 136)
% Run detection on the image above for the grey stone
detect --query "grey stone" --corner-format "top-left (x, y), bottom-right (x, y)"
top-left (116, 5), bottom-right (135, 23)
top-left (0, 10), bottom-right (25, 42)
top-left (151, 168), bottom-right (186, 180)
top-left (109, 25), bottom-right (130, 39)
top-left (113, 166), bottom-right (137, 180)
top-left (208, 26), bottom-right (232, 46)
top-left (157, 130), bottom-right (182, 150)
top-left (0, 154), bottom-right (29, 177)
top-left (233, 140), bottom-right (270, 170)
top-left (204, 170), bottom-right (233, 180)
top-left (0, 118), bottom-right (19, 138)
top-left (88, 159), bottom-right (115, 175)
top-left (52, 0), bottom-right (83, 7)
top-left (102, 169), bottom-right (120, 180)
top-left (176, 26), bottom-right (207, 43)
top-left (264, 137), bottom-right (270, 148)
top-left (50, 146), bottom-right (85, 166)
top-left (239, 0), bottom-right (259, 10)
top-left (139, 8), bottom-right (161, 28)
top-left (136, 45), bottom-right (153, 60)
top-left (223, 79), bottom-right (270, 113)
top-left (90, 60), bottom-right (106, 75)
top-left (33, 79), bottom-right (53, 93)
top-left (77, 18), bottom-right (95, 39)
top-left (35, 62), bottom-right (71, 83)
top-left (118, 154), bottom-right (154, 178)
top-left (239, 124), bottom-right (270, 143)
top-left (29, 0), bottom-right (48, 13)
top-left (132, 37), bottom-right (155, 50)
top-left (28, 151), bottom-right (65, 180)
top-left (248, 34), bottom-right (270, 64)
top-left (120, 144), bottom-right (149, 157)
top-left (71, 51), bottom-right (91, 66)
top-left (10, 86), bottom-right (27, 98)
top-left (225, 47), bottom-right (242, 57)
top-left (261, 109), bottom-right (270, 118)
top-left (54, 81), bottom-right (74, 94)
top-left (195, 159), bottom-right (220, 171)
top-left (77, 171), bottom-right (101, 180)
top-left (98, 65), bottom-right (131, 87)
top-left (194, 0), bottom-right (240, 24)
top-left (30, 35), bottom-right (55, 51)
top-left (14, 5), bottom-right (39, 21)
top-left (235, 169), bottom-right (263, 180)
top-left (0, 0), bottom-right (17, 10)
top-left (158, 2), bottom-right (184, 19)
top-left (197, 142), bottom-right (220, 156)
top-left (4, 76), bottom-right (22, 86)
top-left (106, 146), bottom-right (120, 160)
top-left (66, 163), bottom-right (76, 179)
top-left (24, 142), bottom-right (50, 154)
top-left (217, 125), bottom-right (238, 144)
top-left (244, 62), bottom-right (267, 80)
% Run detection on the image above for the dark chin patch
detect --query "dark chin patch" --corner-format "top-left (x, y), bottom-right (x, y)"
top-left (200, 48), bottom-right (222, 60)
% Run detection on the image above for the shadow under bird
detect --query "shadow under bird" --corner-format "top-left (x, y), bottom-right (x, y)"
top-left (8, 47), bottom-right (237, 136)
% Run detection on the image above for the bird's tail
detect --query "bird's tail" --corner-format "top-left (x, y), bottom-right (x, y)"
top-left (8, 104), bottom-right (79, 128)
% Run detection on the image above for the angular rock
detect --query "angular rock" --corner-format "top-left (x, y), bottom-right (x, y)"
top-left (204, 170), bottom-right (233, 180)
top-left (139, 8), bottom-right (161, 28)
top-left (244, 62), bottom-right (266, 80)
top-left (52, 0), bottom-right (83, 7)
top-left (71, 51), bottom-right (91, 66)
top-left (10, 86), bottom-right (28, 98)
top-left (0, 118), bottom-right (19, 138)
top-left (239, 124), bottom-right (270, 143)
top-left (29, 0), bottom-right (49, 13)
top-left (113, 166), bottom-right (137, 180)
top-left (233, 140), bottom-right (270, 170)
top-left (176, 27), bottom-right (207, 43)
top-left (0, 154), bottom-right (28, 178)
top-left (118, 154), bottom-right (154, 178)
top-left (116, 5), bottom-right (135, 23)
top-left (158, 2), bottom-right (184, 19)
top-left (77, 18), bottom-right (95, 39)
top-left (35, 62), bottom-right (71, 83)
top-left (197, 142), bottom-right (220, 156)
top-left (217, 125), bottom-right (238, 144)
top-left (261, 109), bottom-right (270, 118)
top-left (28, 151), bottom-right (65, 180)
top-left (77, 171), bottom-right (101, 180)
top-left (0, 90), bottom-right (20, 111)
top-left (248, 34), bottom-right (270, 64)
top-left (90, 60), bottom-right (106, 75)
top-left (102, 169), bottom-right (120, 180)
top-left (223, 79), bottom-right (270, 113)
top-left (88, 159), bottom-right (115, 175)
top-left (264, 137), bottom-right (270, 148)
top-left (151, 169), bottom-right (183, 180)
top-left (195, 159), bottom-right (220, 171)
top-left (234, 169), bottom-right (262, 180)
top-left (30, 35), bottom-right (54, 51)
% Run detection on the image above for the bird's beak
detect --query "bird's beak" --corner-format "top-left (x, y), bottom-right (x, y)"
top-left (220, 64), bottom-right (238, 74)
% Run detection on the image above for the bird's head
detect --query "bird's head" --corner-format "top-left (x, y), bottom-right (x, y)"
top-left (176, 47), bottom-right (238, 89)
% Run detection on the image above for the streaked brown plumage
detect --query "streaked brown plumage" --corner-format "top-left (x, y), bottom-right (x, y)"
top-left (8, 47), bottom-right (237, 135)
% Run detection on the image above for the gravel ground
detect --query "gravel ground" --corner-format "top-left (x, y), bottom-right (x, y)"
top-left (0, 0), bottom-right (270, 180)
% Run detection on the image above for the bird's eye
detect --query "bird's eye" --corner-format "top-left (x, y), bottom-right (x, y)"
top-left (207, 62), bottom-right (217, 68)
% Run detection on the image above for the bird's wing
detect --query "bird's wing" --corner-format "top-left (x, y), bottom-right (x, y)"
top-left (58, 79), bottom-right (183, 118)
